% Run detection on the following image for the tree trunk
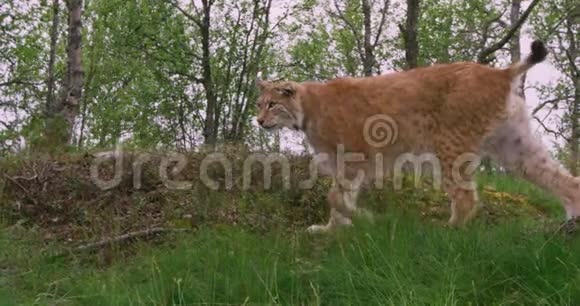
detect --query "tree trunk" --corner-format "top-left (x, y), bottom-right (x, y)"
top-left (46, 0), bottom-right (59, 115)
top-left (231, 0), bottom-right (272, 141)
top-left (571, 78), bottom-right (579, 176)
top-left (77, 17), bottom-right (99, 149)
top-left (403, 0), bottom-right (420, 69)
top-left (45, 0), bottom-right (83, 148)
top-left (77, 43), bottom-right (95, 149)
top-left (567, 15), bottom-right (579, 176)
top-left (509, 0), bottom-right (525, 98)
top-left (59, 0), bottom-right (83, 145)
top-left (200, 0), bottom-right (218, 146)
top-left (273, 130), bottom-right (280, 152)
top-left (63, 0), bottom-right (83, 142)
top-left (361, 0), bottom-right (375, 76)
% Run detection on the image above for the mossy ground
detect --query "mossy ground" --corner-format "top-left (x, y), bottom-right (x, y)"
top-left (0, 153), bottom-right (577, 305)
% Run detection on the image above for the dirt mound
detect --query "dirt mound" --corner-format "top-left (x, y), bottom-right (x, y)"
top-left (0, 149), bottom-right (321, 242)
top-left (0, 150), bottom-right (549, 244)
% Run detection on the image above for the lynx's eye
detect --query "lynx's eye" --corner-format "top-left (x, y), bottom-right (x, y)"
top-left (268, 101), bottom-right (276, 109)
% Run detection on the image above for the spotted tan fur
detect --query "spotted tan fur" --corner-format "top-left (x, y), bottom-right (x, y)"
top-left (256, 41), bottom-right (580, 233)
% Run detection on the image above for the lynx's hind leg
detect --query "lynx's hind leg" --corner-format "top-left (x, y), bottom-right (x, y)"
top-left (484, 105), bottom-right (580, 220)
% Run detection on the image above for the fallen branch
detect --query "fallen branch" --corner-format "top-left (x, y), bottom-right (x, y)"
top-left (8, 174), bottom-right (38, 181)
top-left (3, 174), bottom-right (38, 205)
top-left (73, 227), bottom-right (190, 252)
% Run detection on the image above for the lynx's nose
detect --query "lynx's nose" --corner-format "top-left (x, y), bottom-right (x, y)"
top-left (257, 118), bottom-right (265, 126)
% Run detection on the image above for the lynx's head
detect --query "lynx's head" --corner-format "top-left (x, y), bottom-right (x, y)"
top-left (256, 80), bottom-right (304, 131)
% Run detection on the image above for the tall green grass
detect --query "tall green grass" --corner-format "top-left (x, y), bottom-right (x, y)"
top-left (1, 173), bottom-right (577, 305)
top-left (2, 212), bottom-right (579, 305)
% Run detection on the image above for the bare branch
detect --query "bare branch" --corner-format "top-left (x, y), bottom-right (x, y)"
top-left (0, 80), bottom-right (17, 87)
top-left (269, 2), bottom-right (292, 33)
top-left (49, 227), bottom-right (192, 257)
top-left (539, 2), bottom-right (579, 40)
top-left (478, 0), bottom-right (541, 63)
top-left (0, 119), bottom-right (11, 129)
top-left (166, 0), bottom-right (202, 28)
top-left (488, 6), bottom-right (508, 25)
top-left (372, 0), bottom-right (390, 48)
top-left (532, 96), bottom-right (574, 115)
top-left (73, 227), bottom-right (190, 252)
top-left (563, 17), bottom-right (579, 76)
top-left (533, 115), bottom-right (570, 142)
top-left (190, 0), bottom-right (201, 15)
top-left (0, 79), bottom-right (40, 87)
top-left (3, 174), bottom-right (38, 206)
top-left (470, 6), bottom-right (507, 62)
top-left (330, 0), bottom-right (365, 61)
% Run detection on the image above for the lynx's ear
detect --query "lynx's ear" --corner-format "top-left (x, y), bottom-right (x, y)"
top-left (256, 79), bottom-right (270, 90)
top-left (276, 82), bottom-right (297, 97)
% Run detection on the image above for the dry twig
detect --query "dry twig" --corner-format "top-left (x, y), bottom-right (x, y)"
top-left (73, 227), bottom-right (190, 252)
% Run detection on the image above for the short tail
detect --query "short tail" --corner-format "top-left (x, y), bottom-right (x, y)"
top-left (507, 40), bottom-right (548, 78)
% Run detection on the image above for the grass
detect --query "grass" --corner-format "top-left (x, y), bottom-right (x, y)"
top-left (1, 174), bottom-right (578, 305)
top-left (478, 173), bottom-right (563, 217)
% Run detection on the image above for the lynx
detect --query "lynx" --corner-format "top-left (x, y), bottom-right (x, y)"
top-left (256, 41), bottom-right (580, 233)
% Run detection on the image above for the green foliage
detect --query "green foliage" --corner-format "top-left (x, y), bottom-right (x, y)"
top-left (78, 0), bottom-right (198, 148)
top-left (530, 0), bottom-right (579, 171)
top-left (285, 0), bottom-right (396, 78)
top-left (0, 0), bottom-right (48, 154)
top-left (286, 24), bottom-right (339, 80)
top-left (0, 0), bottom-right (573, 153)
top-left (418, 0), bottom-right (508, 64)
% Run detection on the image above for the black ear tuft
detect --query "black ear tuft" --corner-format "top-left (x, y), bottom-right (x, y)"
top-left (529, 40), bottom-right (547, 64)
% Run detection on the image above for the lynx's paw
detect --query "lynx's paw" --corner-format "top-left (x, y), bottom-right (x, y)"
top-left (306, 224), bottom-right (331, 234)
top-left (306, 218), bottom-right (353, 234)
top-left (561, 217), bottom-right (579, 236)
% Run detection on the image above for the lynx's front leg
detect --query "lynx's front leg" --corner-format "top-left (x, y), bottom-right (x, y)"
top-left (436, 133), bottom-right (482, 226)
top-left (307, 179), bottom-right (363, 234)
top-left (441, 156), bottom-right (481, 227)
top-left (444, 180), bottom-right (480, 226)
